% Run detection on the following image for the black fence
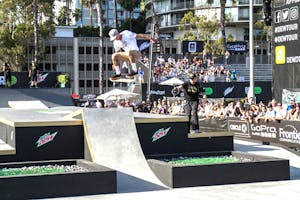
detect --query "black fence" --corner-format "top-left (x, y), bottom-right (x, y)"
top-left (142, 81), bottom-right (272, 103)
top-left (0, 72), bottom-right (69, 88)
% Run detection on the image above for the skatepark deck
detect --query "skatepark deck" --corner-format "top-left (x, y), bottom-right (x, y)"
top-left (0, 107), bottom-right (82, 127)
top-left (0, 88), bottom-right (73, 108)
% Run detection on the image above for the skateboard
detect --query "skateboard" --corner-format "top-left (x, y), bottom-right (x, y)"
top-left (109, 77), bottom-right (136, 83)
top-left (109, 74), bottom-right (138, 83)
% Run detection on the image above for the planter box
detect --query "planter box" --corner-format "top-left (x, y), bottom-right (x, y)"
top-left (148, 151), bottom-right (290, 188)
top-left (0, 159), bottom-right (116, 199)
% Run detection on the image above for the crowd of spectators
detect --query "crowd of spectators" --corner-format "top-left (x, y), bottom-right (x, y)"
top-left (85, 96), bottom-right (300, 122)
top-left (141, 54), bottom-right (237, 83)
top-left (82, 53), bottom-right (300, 123)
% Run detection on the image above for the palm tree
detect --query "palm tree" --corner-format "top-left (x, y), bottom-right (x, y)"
top-left (113, 0), bottom-right (118, 28)
top-left (94, 0), bottom-right (103, 94)
top-left (33, 0), bottom-right (38, 64)
top-left (73, 8), bottom-right (82, 25)
top-left (81, 0), bottom-right (96, 26)
top-left (57, 0), bottom-right (72, 26)
top-left (118, 0), bottom-right (141, 30)
top-left (206, 0), bottom-right (235, 53)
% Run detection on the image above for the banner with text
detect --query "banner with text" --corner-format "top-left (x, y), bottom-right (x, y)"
top-left (228, 117), bottom-right (300, 147)
top-left (0, 72), bottom-right (70, 88)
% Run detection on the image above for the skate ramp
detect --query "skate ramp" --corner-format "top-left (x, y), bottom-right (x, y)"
top-left (0, 88), bottom-right (73, 108)
top-left (8, 100), bottom-right (48, 109)
top-left (81, 108), bottom-right (165, 189)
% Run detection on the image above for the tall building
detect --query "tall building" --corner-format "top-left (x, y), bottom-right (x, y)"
top-left (145, 0), bottom-right (265, 41)
top-left (53, 0), bottom-right (140, 27)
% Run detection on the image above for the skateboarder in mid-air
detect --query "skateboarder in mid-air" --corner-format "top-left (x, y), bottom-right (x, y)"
top-left (109, 29), bottom-right (158, 80)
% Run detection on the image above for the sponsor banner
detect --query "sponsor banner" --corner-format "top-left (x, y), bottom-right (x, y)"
top-left (282, 88), bottom-right (300, 105)
top-left (182, 41), bottom-right (204, 53)
top-left (0, 72), bottom-right (70, 88)
top-left (142, 82), bottom-right (272, 103)
top-left (137, 39), bottom-right (150, 53)
top-left (228, 118), bottom-right (300, 147)
top-left (228, 118), bottom-right (250, 138)
top-left (226, 41), bottom-right (247, 53)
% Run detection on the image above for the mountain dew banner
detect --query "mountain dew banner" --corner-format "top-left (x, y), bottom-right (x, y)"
top-left (0, 72), bottom-right (70, 88)
top-left (142, 82), bottom-right (272, 103)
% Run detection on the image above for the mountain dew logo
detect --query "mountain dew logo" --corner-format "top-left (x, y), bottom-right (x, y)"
top-left (152, 127), bottom-right (171, 142)
top-left (36, 131), bottom-right (58, 148)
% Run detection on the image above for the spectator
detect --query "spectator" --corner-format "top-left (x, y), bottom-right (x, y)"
top-left (275, 102), bottom-right (287, 120)
top-left (264, 105), bottom-right (276, 122)
top-left (2, 62), bottom-right (12, 88)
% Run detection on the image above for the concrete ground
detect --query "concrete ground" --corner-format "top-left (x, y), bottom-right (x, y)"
top-left (50, 138), bottom-right (300, 200)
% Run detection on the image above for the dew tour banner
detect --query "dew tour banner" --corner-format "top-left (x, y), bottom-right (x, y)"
top-left (228, 117), bottom-right (300, 148)
top-left (0, 72), bottom-right (70, 88)
top-left (142, 81), bottom-right (272, 103)
top-left (272, 0), bottom-right (300, 102)
top-left (273, 0), bottom-right (300, 65)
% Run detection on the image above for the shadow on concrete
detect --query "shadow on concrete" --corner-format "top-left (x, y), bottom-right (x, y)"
top-left (290, 166), bottom-right (300, 180)
top-left (117, 172), bottom-right (167, 193)
top-left (234, 143), bottom-right (277, 152)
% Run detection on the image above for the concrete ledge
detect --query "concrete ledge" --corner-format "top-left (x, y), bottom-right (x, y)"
top-left (188, 132), bottom-right (234, 138)
top-left (0, 143), bottom-right (15, 155)
top-left (148, 151), bottom-right (290, 188)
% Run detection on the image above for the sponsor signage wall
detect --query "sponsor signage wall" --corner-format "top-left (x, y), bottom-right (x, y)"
top-left (0, 72), bottom-right (69, 88)
top-left (272, 0), bottom-right (300, 103)
top-left (228, 117), bottom-right (300, 147)
top-left (142, 82), bottom-right (272, 103)
top-left (274, 1), bottom-right (300, 65)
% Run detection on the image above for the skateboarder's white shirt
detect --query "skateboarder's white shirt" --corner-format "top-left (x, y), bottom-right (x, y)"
top-left (113, 40), bottom-right (124, 52)
top-left (118, 30), bottom-right (139, 52)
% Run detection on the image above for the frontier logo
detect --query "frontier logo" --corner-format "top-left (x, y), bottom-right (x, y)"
top-left (152, 127), bottom-right (171, 142)
top-left (36, 131), bottom-right (58, 148)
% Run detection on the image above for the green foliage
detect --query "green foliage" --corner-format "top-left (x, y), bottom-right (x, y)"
top-left (119, 12), bottom-right (146, 33)
top-left (74, 26), bottom-right (100, 37)
top-left (118, 0), bottom-right (141, 12)
top-left (57, 6), bottom-right (70, 26)
top-left (179, 12), bottom-right (220, 53)
top-left (74, 25), bottom-right (114, 38)
top-left (227, 34), bottom-right (236, 42)
top-left (0, 0), bottom-right (55, 70)
top-left (73, 8), bottom-right (82, 22)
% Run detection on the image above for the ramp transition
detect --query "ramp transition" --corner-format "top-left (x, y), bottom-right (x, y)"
top-left (80, 108), bottom-right (164, 187)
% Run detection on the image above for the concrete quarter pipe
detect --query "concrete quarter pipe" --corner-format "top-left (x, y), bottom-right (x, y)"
top-left (81, 108), bottom-right (166, 191)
